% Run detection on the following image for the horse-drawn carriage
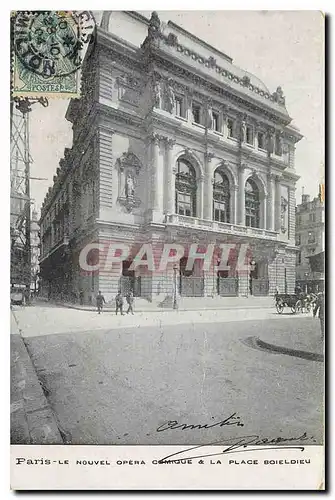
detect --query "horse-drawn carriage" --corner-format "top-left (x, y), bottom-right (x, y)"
top-left (275, 293), bottom-right (316, 314)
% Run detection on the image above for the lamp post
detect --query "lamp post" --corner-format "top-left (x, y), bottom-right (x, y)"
top-left (173, 264), bottom-right (178, 310)
top-left (249, 259), bottom-right (256, 296)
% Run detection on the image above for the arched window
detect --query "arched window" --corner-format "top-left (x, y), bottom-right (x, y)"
top-left (245, 178), bottom-right (260, 228)
top-left (175, 159), bottom-right (197, 217)
top-left (213, 171), bottom-right (230, 222)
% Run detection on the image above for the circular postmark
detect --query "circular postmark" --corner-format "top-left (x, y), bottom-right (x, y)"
top-left (13, 11), bottom-right (93, 79)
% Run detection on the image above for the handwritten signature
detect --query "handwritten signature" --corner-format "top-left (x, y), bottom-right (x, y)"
top-left (156, 413), bottom-right (244, 432)
top-left (157, 432), bottom-right (312, 463)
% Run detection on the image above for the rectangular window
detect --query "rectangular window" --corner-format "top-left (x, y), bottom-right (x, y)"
top-left (212, 111), bottom-right (220, 132)
top-left (192, 103), bottom-right (201, 124)
top-left (257, 131), bottom-right (265, 150)
top-left (296, 234), bottom-right (301, 246)
top-left (175, 96), bottom-right (183, 117)
top-left (227, 118), bottom-right (236, 138)
top-left (246, 125), bottom-right (254, 145)
top-left (214, 201), bottom-right (227, 223)
top-left (177, 192), bottom-right (193, 217)
top-left (309, 213), bottom-right (316, 222)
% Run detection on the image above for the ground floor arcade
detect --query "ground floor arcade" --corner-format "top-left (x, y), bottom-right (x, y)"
top-left (39, 225), bottom-right (297, 305)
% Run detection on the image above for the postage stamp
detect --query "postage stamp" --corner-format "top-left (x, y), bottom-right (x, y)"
top-left (11, 11), bottom-right (95, 98)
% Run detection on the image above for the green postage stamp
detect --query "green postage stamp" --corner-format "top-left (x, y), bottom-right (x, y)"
top-left (11, 11), bottom-right (94, 98)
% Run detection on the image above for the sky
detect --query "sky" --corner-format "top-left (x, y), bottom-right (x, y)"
top-left (28, 10), bottom-right (324, 212)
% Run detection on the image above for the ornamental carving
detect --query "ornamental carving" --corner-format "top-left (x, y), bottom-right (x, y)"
top-left (116, 152), bottom-right (142, 213)
top-left (148, 11), bottom-right (161, 40)
top-left (158, 32), bottom-right (288, 109)
top-left (164, 79), bottom-right (175, 113)
top-left (280, 196), bottom-right (288, 233)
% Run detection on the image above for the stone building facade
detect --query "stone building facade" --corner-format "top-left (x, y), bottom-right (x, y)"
top-left (295, 193), bottom-right (325, 292)
top-left (39, 11), bottom-right (302, 303)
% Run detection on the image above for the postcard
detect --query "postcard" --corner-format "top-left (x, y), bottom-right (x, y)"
top-left (10, 10), bottom-right (325, 490)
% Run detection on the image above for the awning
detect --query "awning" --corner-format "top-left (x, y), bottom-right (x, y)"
top-left (307, 251), bottom-right (325, 273)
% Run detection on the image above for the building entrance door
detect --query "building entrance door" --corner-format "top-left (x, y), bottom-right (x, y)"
top-left (179, 257), bottom-right (204, 297)
top-left (120, 261), bottom-right (141, 297)
top-left (250, 261), bottom-right (269, 296)
top-left (217, 271), bottom-right (238, 296)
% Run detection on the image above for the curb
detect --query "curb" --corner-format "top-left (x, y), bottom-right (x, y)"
top-left (255, 337), bottom-right (324, 362)
top-left (11, 334), bottom-right (64, 444)
top-left (48, 302), bottom-right (274, 313)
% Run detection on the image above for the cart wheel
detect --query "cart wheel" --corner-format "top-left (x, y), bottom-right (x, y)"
top-left (276, 301), bottom-right (284, 314)
top-left (294, 300), bottom-right (302, 314)
top-left (291, 304), bottom-right (296, 314)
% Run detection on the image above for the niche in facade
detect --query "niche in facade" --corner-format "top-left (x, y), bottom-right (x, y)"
top-left (116, 152), bottom-right (142, 212)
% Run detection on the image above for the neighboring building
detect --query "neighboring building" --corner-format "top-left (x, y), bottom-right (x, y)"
top-left (295, 193), bottom-right (325, 292)
top-left (39, 11), bottom-right (302, 304)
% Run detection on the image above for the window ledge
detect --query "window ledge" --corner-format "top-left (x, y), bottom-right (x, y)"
top-left (257, 147), bottom-right (267, 153)
top-left (175, 115), bottom-right (188, 122)
top-left (244, 142), bottom-right (255, 149)
top-left (212, 130), bottom-right (223, 136)
top-left (192, 122), bottom-right (205, 129)
top-left (227, 136), bottom-right (238, 142)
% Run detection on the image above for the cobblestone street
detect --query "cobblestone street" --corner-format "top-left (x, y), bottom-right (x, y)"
top-left (11, 304), bottom-right (323, 446)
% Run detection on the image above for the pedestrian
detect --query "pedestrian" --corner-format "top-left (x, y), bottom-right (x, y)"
top-left (126, 290), bottom-right (134, 315)
top-left (313, 292), bottom-right (324, 340)
top-left (96, 291), bottom-right (106, 314)
top-left (115, 290), bottom-right (124, 315)
top-left (79, 289), bottom-right (84, 305)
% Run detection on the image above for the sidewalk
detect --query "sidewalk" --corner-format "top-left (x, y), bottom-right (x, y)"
top-left (11, 333), bottom-right (63, 444)
top-left (255, 318), bottom-right (324, 360)
top-left (37, 295), bottom-right (274, 313)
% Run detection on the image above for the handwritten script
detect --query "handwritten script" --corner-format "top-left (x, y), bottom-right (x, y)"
top-left (156, 413), bottom-right (244, 432)
top-left (157, 432), bottom-right (312, 463)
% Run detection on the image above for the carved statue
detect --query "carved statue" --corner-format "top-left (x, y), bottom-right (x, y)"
top-left (206, 106), bottom-right (213, 129)
top-left (153, 79), bottom-right (161, 108)
top-left (125, 172), bottom-right (135, 198)
top-left (165, 79), bottom-right (175, 114)
top-left (240, 120), bottom-right (247, 143)
top-left (148, 11), bottom-right (161, 39)
top-left (273, 86), bottom-right (286, 105)
top-left (280, 196), bottom-right (288, 233)
top-left (276, 133), bottom-right (283, 156)
top-left (267, 129), bottom-right (275, 154)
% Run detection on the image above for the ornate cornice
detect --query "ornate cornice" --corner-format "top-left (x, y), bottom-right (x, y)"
top-left (153, 29), bottom-right (288, 111)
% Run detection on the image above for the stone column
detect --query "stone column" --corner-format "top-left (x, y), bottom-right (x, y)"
top-left (151, 134), bottom-right (161, 212)
top-left (197, 175), bottom-right (205, 219)
top-left (204, 153), bottom-right (214, 220)
top-left (274, 175), bottom-right (282, 232)
top-left (221, 105), bottom-right (229, 138)
top-left (260, 192), bottom-right (267, 229)
top-left (267, 174), bottom-right (275, 231)
top-left (166, 138), bottom-right (176, 214)
top-left (237, 164), bottom-right (246, 225)
top-left (231, 185), bottom-right (238, 224)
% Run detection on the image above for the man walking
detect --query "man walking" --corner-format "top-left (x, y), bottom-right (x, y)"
top-left (115, 290), bottom-right (124, 315)
top-left (96, 291), bottom-right (106, 314)
top-left (126, 290), bottom-right (134, 315)
top-left (313, 292), bottom-right (325, 340)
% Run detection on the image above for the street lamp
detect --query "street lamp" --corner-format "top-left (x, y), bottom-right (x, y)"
top-left (173, 264), bottom-right (178, 310)
top-left (249, 260), bottom-right (256, 296)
